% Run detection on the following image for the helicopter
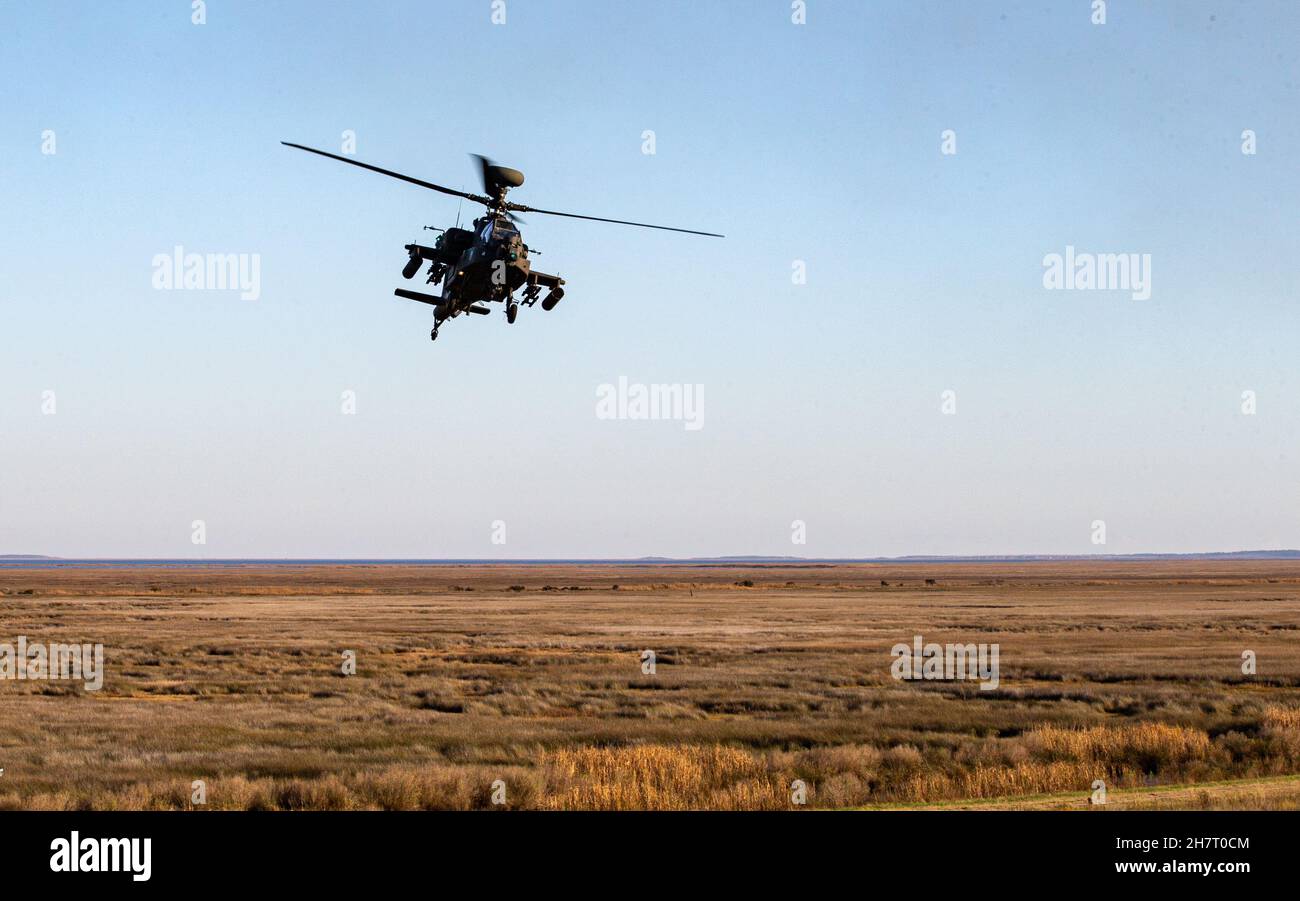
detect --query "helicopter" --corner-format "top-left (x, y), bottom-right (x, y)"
top-left (281, 142), bottom-right (723, 341)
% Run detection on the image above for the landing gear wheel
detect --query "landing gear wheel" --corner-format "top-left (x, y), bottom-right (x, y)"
top-left (429, 328), bottom-right (439, 342)
top-left (506, 301), bottom-right (519, 324)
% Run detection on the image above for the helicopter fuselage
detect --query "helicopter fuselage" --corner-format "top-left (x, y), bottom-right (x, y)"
top-left (399, 215), bottom-right (565, 326)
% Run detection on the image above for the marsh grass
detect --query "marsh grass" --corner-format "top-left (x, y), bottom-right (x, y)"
top-left (2, 562), bottom-right (1299, 809)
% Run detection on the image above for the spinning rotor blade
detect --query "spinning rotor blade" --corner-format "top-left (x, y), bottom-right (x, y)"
top-left (281, 142), bottom-right (490, 205)
top-left (471, 153), bottom-right (494, 195)
top-left (284, 141), bottom-right (720, 237)
top-left (506, 203), bottom-right (724, 238)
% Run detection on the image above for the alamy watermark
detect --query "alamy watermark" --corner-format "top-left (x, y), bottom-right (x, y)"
top-left (50, 832), bottom-right (150, 881)
top-left (890, 634), bottom-right (999, 691)
top-left (0, 636), bottom-right (104, 691)
top-left (152, 245), bottom-right (261, 300)
top-left (596, 376), bottom-right (703, 431)
top-left (1042, 245), bottom-right (1151, 300)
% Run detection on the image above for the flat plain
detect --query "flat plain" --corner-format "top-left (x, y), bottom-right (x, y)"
top-left (1, 561), bottom-right (1298, 810)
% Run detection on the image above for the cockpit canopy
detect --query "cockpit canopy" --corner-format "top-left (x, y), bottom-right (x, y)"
top-left (480, 218), bottom-right (518, 242)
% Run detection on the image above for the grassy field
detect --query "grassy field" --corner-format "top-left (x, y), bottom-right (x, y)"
top-left (0, 561), bottom-right (1298, 810)
top-left (865, 774), bottom-right (1300, 810)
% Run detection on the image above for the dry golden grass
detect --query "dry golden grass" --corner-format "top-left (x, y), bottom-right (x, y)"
top-left (1026, 723), bottom-right (1212, 766)
top-left (540, 744), bottom-right (786, 810)
top-left (1, 561), bottom-right (1299, 809)
top-left (1264, 706), bottom-right (1300, 730)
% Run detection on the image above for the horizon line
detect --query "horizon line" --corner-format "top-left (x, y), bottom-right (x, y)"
top-left (3, 549), bottom-right (1300, 565)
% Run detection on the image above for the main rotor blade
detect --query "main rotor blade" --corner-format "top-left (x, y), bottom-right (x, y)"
top-left (281, 142), bottom-right (490, 205)
top-left (507, 203), bottom-right (724, 238)
top-left (470, 153), bottom-right (493, 195)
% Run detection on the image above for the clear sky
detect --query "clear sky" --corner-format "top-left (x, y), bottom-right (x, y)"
top-left (1, 1), bottom-right (1296, 558)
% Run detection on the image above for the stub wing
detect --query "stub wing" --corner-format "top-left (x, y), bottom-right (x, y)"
top-left (528, 269), bottom-right (565, 289)
top-left (394, 288), bottom-right (442, 306)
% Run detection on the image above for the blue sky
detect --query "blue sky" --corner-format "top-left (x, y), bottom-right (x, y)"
top-left (1, 0), bottom-right (1296, 557)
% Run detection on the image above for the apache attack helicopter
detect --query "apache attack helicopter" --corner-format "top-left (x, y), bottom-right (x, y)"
top-left (281, 142), bottom-right (723, 341)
